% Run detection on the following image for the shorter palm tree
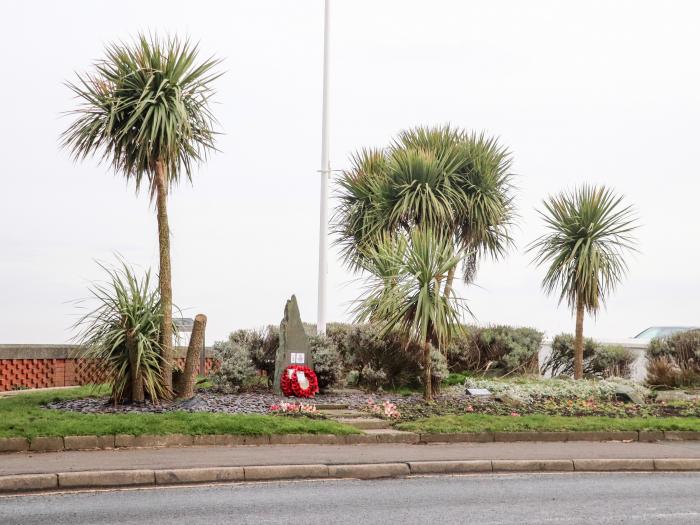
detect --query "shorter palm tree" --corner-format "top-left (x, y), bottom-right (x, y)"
top-left (74, 260), bottom-right (170, 404)
top-left (528, 185), bottom-right (639, 379)
top-left (354, 228), bottom-right (467, 400)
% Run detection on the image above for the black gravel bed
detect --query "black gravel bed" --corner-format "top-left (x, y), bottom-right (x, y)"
top-left (44, 388), bottom-right (470, 415)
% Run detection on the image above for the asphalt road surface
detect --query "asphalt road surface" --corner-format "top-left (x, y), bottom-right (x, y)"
top-left (1, 472), bottom-right (699, 525)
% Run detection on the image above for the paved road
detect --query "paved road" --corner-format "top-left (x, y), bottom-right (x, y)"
top-left (4, 440), bottom-right (700, 475)
top-left (1, 473), bottom-right (699, 524)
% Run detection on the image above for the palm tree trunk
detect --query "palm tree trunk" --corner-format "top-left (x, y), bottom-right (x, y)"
top-left (155, 160), bottom-right (174, 394)
top-left (574, 296), bottom-right (585, 380)
top-left (126, 331), bottom-right (144, 403)
top-left (176, 314), bottom-right (207, 399)
top-left (423, 339), bottom-right (432, 402)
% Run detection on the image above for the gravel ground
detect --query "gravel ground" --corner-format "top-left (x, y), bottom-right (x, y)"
top-left (45, 388), bottom-right (469, 415)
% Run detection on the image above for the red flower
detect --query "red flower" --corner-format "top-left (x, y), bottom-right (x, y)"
top-left (280, 365), bottom-right (319, 398)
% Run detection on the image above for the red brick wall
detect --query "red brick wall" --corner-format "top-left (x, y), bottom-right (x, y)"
top-left (0, 356), bottom-right (218, 392)
top-left (0, 359), bottom-right (60, 391)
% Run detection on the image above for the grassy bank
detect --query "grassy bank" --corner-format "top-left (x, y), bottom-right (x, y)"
top-left (0, 387), bottom-right (359, 439)
top-left (396, 414), bottom-right (700, 433)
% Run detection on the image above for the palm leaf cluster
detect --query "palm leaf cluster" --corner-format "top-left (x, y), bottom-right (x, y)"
top-left (61, 34), bottom-right (222, 193)
top-left (528, 185), bottom-right (638, 314)
top-left (334, 125), bottom-right (516, 282)
top-left (354, 229), bottom-right (468, 349)
top-left (74, 261), bottom-right (169, 404)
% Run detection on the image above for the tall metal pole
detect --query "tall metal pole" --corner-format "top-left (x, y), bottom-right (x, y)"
top-left (317, 0), bottom-right (331, 335)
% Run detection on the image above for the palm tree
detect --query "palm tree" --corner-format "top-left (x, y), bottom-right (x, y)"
top-left (528, 185), bottom-right (639, 379)
top-left (74, 260), bottom-right (169, 404)
top-left (62, 34), bottom-right (222, 393)
top-left (354, 228), bottom-right (467, 400)
top-left (335, 125), bottom-right (515, 298)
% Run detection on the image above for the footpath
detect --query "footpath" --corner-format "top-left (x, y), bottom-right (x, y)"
top-left (2, 439), bottom-right (700, 494)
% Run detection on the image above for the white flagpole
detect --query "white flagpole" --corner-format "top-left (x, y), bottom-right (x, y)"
top-left (317, 0), bottom-right (331, 335)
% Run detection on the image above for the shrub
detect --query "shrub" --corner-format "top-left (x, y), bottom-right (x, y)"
top-left (326, 322), bottom-right (355, 363)
top-left (210, 340), bottom-right (257, 393)
top-left (308, 334), bottom-right (343, 391)
top-left (222, 327), bottom-right (278, 384)
top-left (646, 330), bottom-right (700, 387)
top-left (464, 376), bottom-right (649, 404)
top-left (484, 326), bottom-right (543, 374)
top-left (446, 325), bottom-right (543, 375)
top-left (589, 344), bottom-right (635, 378)
top-left (445, 330), bottom-right (480, 372)
top-left (542, 334), bottom-right (633, 379)
top-left (359, 365), bottom-right (387, 391)
top-left (542, 334), bottom-right (598, 377)
top-left (429, 348), bottom-right (450, 392)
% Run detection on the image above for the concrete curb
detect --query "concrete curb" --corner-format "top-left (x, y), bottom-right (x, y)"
top-left (1, 458), bottom-right (699, 494)
top-left (3, 430), bottom-right (700, 455)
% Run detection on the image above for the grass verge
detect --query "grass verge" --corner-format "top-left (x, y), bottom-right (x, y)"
top-left (0, 387), bottom-right (359, 439)
top-left (395, 414), bottom-right (700, 433)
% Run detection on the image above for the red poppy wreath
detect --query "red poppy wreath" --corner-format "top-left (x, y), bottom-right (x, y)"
top-left (280, 365), bottom-right (319, 398)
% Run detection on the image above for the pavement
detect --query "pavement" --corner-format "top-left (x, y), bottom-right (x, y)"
top-left (3, 441), bottom-right (700, 494)
top-left (2, 473), bottom-right (700, 524)
top-left (3, 440), bottom-right (700, 476)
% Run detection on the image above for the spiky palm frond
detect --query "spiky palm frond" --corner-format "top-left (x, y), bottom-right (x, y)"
top-left (528, 185), bottom-right (639, 314)
top-left (73, 260), bottom-right (170, 403)
top-left (334, 125), bottom-right (515, 284)
top-left (354, 229), bottom-right (468, 350)
top-left (61, 34), bottom-right (222, 195)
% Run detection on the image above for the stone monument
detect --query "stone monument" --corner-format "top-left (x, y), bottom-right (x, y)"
top-left (273, 295), bottom-right (314, 395)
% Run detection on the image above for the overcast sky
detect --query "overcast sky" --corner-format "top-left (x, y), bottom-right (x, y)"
top-left (1, 0), bottom-right (698, 344)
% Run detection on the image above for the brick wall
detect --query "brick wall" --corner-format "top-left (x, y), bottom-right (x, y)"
top-left (0, 345), bottom-right (216, 392)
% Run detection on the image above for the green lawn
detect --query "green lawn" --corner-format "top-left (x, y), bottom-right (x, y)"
top-left (395, 414), bottom-right (700, 433)
top-left (0, 387), bottom-right (359, 439)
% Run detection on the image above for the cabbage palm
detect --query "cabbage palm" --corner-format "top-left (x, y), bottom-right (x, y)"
top-left (74, 261), bottom-right (169, 404)
top-left (528, 185), bottom-right (638, 379)
top-left (62, 34), bottom-right (222, 393)
top-left (335, 125), bottom-right (515, 295)
top-left (354, 228), bottom-right (467, 400)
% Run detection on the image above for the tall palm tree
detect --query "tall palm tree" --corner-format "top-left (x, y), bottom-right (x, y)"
top-left (528, 185), bottom-right (639, 379)
top-left (335, 125), bottom-right (515, 297)
top-left (354, 228), bottom-right (467, 400)
top-left (62, 34), bottom-right (222, 393)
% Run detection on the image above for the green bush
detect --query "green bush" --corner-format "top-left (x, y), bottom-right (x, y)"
top-left (590, 344), bottom-right (635, 378)
top-left (223, 327), bottom-right (276, 384)
top-left (445, 325), bottom-right (543, 375)
top-left (542, 334), bottom-right (598, 377)
top-left (445, 330), bottom-right (480, 372)
top-left (326, 322), bottom-right (355, 363)
top-left (308, 334), bottom-right (343, 391)
top-left (429, 348), bottom-right (450, 392)
top-left (341, 324), bottom-right (449, 391)
top-left (646, 330), bottom-right (700, 387)
top-left (359, 365), bottom-right (387, 391)
top-left (218, 322), bottom-right (543, 392)
top-left (542, 334), bottom-right (634, 379)
top-left (211, 340), bottom-right (258, 393)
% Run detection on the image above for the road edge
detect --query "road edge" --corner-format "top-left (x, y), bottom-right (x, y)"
top-left (2, 458), bottom-right (700, 494)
